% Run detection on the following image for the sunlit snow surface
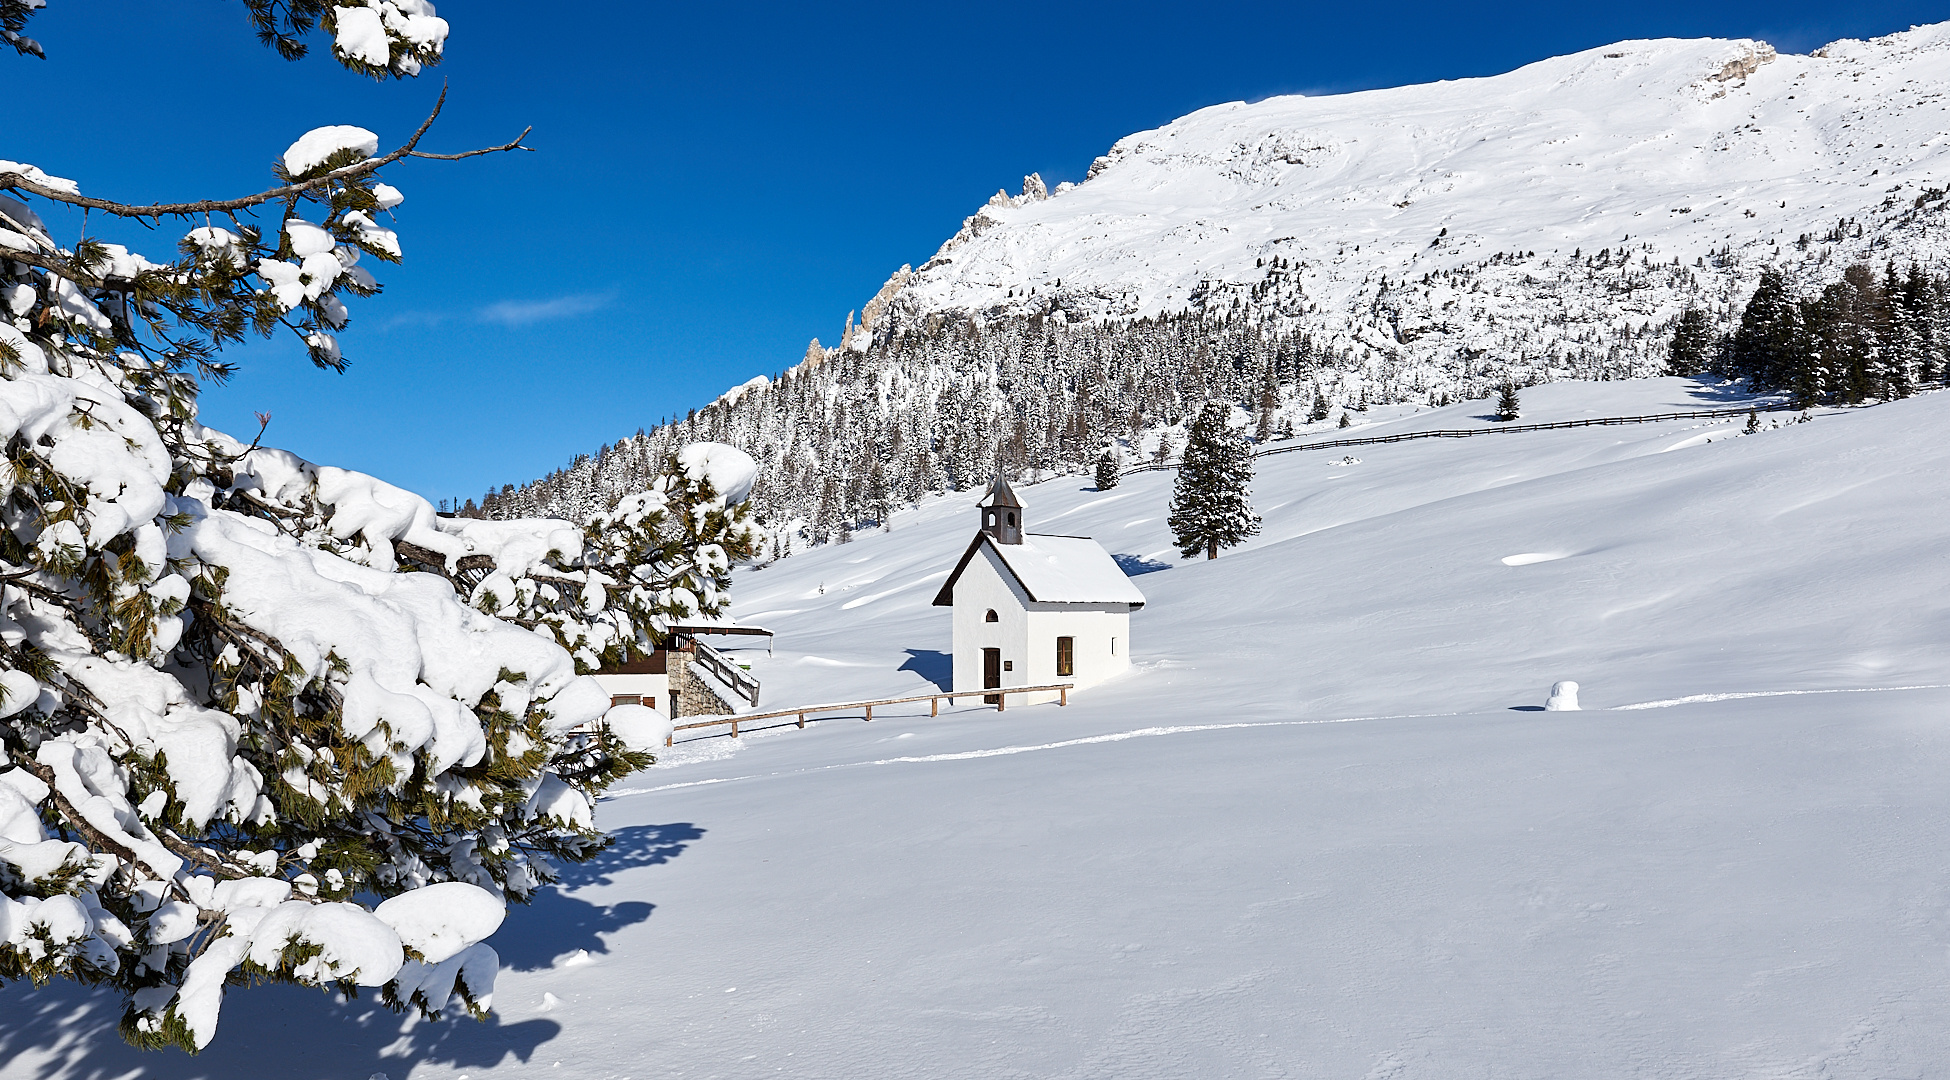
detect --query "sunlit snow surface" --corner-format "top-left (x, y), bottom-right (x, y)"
top-left (7, 379), bottom-right (1950, 1078)
top-left (895, 26), bottom-right (1950, 324)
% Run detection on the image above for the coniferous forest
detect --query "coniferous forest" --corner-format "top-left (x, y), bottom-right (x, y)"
top-left (1701, 262), bottom-right (1950, 405)
top-left (479, 229), bottom-right (1950, 557)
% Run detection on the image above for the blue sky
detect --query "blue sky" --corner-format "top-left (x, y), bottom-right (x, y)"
top-left (9, 1), bottom-right (1942, 505)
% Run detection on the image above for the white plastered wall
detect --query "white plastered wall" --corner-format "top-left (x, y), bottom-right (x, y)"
top-left (951, 546), bottom-right (1030, 696)
top-left (591, 672), bottom-right (670, 713)
top-left (1022, 603), bottom-right (1132, 705)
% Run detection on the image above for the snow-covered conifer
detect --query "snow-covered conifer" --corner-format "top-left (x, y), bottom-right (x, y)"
top-left (1495, 383), bottom-right (1522, 421)
top-left (1094, 446), bottom-right (1121, 491)
top-left (0, 5), bottom-right (719, 1052)
top-left (1667, 307), bottom-right (1718, 375)
top-left (1309, 389), bottom-right (1331, 424)
top-left (1168, 402), bottom-right (1260, 560)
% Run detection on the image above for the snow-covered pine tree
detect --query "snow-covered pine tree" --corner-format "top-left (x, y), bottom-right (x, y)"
top-left (1495, 383), bottom-right (1522, 421)
top-left (1729, 268), bottom-right (1800, 389)
top-left (1667, 307), bottom-right (1718, 375)
top-left (0, 3), bottom-right (744, 1052)
top-left (1167, 402), bottom-right (1260, 560)
top-left (1254, 368), bottom-right (1278, 442)
top-left (1093, 446), bottom-right (1120, 491)
top-left (1309, 388), bottom-right (1331, 424)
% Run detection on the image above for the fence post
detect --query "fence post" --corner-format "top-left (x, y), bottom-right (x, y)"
top-left (865, 704), bottom-right (873, 721)
top-left (932, 696), bottom-right (939, 716)
top-left (998, 693), bottom-right (1006, 712)
top-left (1060, 686), bottom-right (1068, 706)
top-left (797, 712), bottom-right (805, 729)
top-left (731, 716), bottom-right (739, 738)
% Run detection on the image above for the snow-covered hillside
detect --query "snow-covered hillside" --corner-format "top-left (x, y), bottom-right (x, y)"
top-left (12, 381), bottom-right (1950, 1078)
top-left (488, 23), bottom-right (1950, 546)
top-left (889, 27), bottom-right (1950, 330)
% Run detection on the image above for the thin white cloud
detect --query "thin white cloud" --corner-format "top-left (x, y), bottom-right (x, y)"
top-left (476, 291), bottom-right (616, 327)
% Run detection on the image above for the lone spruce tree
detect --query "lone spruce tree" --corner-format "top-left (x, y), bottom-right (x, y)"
top-left (1094, 445), bottom-right (1121, 490)
top-left (1168, 402), bottom-right (1261, 560)
top-left (1495, 382), bottom-right (1522, 421)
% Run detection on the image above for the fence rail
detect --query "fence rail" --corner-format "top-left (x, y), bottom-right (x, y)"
top-left (1121, 402), bottom-right (1798, 475)
top-left (665, 682), bottom-right (1076, 744)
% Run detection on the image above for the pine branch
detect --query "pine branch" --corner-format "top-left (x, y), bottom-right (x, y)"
top-left (0, 87), bottom-right (532, 221)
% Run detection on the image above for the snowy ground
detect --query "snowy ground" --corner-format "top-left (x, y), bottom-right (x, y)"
top-left (6, 378), bottom-right (1950, 1079)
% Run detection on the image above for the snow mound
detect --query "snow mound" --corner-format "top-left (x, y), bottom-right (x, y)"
top-left (282, 126), bottom-right (379, 178)
top-left (604, 703), bottom-right (674, 752)
top-left (680, 443), bottom-right (758, 506)
top-left (373, 882), bottom-right (505, 965)
top-left (1545, 681), bottom-right (1581, 711)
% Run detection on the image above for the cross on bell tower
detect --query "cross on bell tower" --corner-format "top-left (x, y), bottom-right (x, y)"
top-left (979, 472), bottom-right (1024, 545)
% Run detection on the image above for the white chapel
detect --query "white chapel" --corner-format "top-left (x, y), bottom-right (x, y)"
top-left (932, 475), bottom-right (1145, 705)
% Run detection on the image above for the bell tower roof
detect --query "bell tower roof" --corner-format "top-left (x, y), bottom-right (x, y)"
top-left (981, 473), bottom-right (1023, 509)
top-left (978, 471), bottom-right (1025, 544)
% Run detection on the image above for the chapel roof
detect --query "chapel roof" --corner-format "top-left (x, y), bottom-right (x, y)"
top-left (932, 532), bottom-right (1146, 608)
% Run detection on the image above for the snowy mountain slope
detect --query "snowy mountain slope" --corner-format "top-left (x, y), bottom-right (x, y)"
top-left (886, 26), bottom-right (1950, 329)
top-left (14, 381), bottom-right (1950, 1079)
top-left (491, 22), bottom-right (1950, 549)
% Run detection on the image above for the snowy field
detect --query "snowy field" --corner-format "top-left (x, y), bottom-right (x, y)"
top-left (6, 378), bottom-right (1950, 1078)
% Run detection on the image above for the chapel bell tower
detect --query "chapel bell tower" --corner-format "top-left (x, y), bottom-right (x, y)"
top-left (980, 473), bottom-right (1024, 545)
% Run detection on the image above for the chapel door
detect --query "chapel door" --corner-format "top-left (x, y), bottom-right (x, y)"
top-left (983, 648), bottom-right (1001, 705)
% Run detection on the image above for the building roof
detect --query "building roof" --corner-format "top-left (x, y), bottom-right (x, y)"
top-left (932, 532), bottom-right (1147, 608)
top-left (668, 622), bottom-right (774, 639)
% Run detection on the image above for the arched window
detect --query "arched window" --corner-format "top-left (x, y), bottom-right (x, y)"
top-left (985, 511), bottom-right (995, 527)
top-left (1006, 511), bottom-right (1016, 526)
top-left (984, 609), bottom-right (999, 623)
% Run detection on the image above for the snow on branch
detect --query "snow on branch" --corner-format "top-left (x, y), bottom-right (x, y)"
top-left (0, 88), bottom-right (531, 221)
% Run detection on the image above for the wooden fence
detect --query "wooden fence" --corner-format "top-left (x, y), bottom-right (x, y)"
top-left (1121, 402), bottom-right (1800, 475)
top-left (665, 682), bottom-right (1076, 744)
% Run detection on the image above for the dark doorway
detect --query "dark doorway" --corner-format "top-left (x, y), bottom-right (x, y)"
top-left (983, 648), bottom-right (1002, 704)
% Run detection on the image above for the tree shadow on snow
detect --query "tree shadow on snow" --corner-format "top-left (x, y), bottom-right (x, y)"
top-left (1113, 553), bottom-right (1172, 576)
top-left (0, 978), bottom-right (562, 1080)
top-left (0, 822), bottom-right (704, 1079)
top-left (1680, 378), bottom-right (1776, 405)
top-left (554, 821), bottom-right (702, 890)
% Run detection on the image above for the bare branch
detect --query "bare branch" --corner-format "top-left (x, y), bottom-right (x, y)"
top-left (408, 127), bottom-right (535, 162)
top-left (0, 87), bottom-right (532, 221)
